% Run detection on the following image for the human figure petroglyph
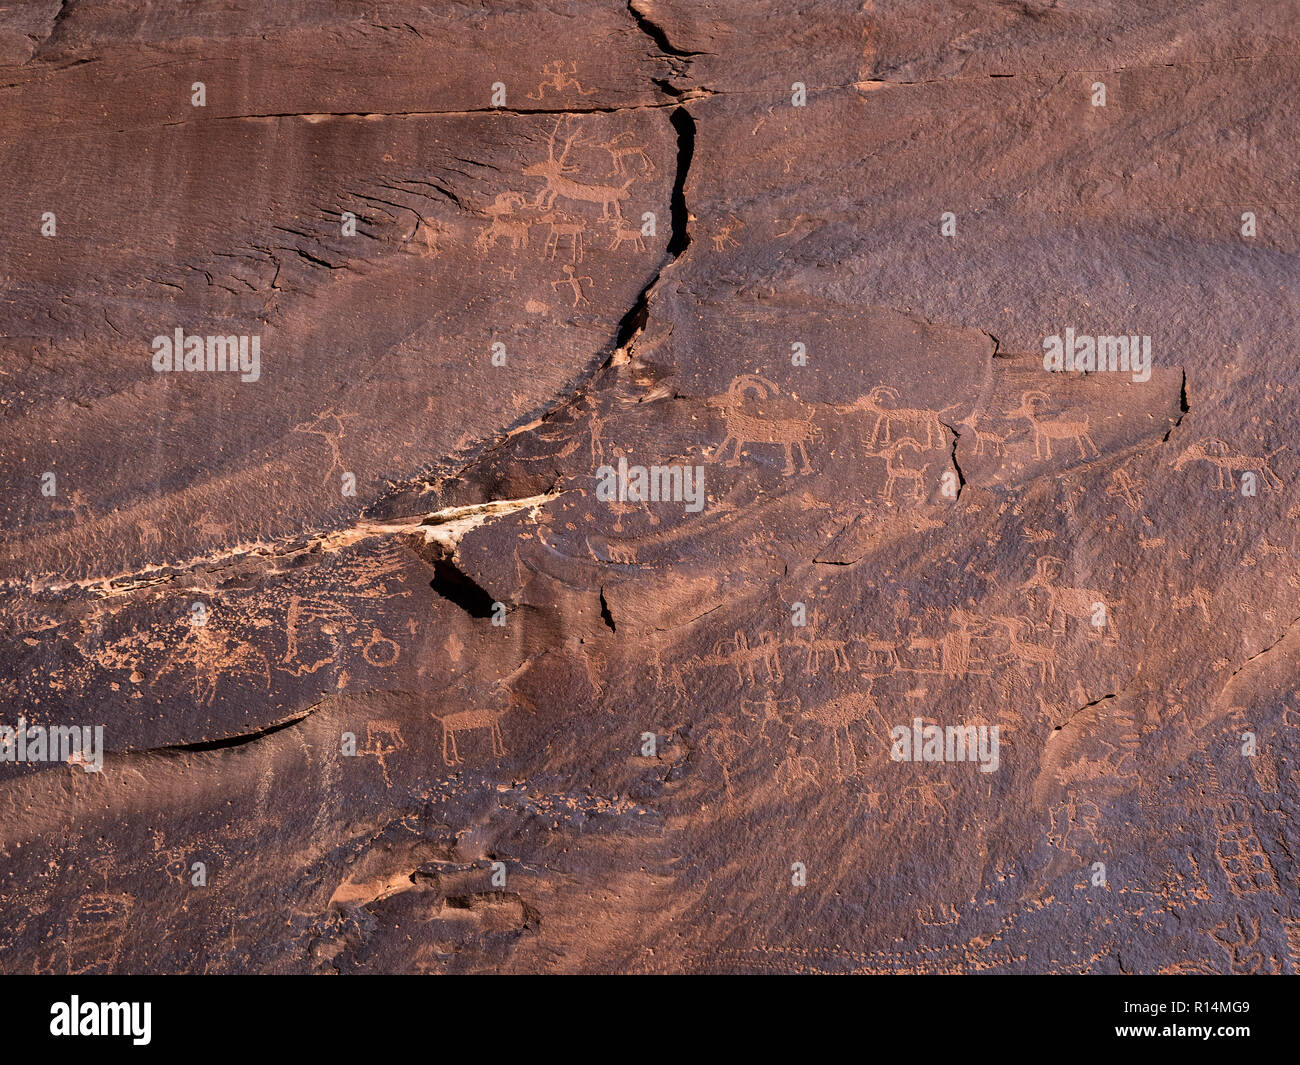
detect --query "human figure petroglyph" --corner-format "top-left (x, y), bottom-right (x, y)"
top-left (1173, 438), bottom-right (1284, 490)
top-left (292, 408), bottom-right (355, 487)
top-left (1106, 467), bottom-right (1144, 512)
top-left (709, 374), bottom-right (817, 475)
top-left (596, 132), bottom-right (655, 176)
top-left (1020, 556), bottom-right (1117, 640)
top-left (525, 118), bottom-right (633, 220)
top-left (363, 720), bottom-right (405, 787)
top-left (1003, 391), bottom-right (1099, 460)
top-left (551, 263), bottom-right (592, 306)
top-left (861, 786), bottom-right (888, 819)
top-left (527, 60), bottom-right (597, 100)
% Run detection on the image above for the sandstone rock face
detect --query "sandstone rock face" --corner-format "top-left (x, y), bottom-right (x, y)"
top-left (1, 1), bottom-right (1297, 974)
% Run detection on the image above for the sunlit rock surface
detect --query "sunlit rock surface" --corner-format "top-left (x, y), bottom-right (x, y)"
top-left (1, 0), bottom-right (1298, 974)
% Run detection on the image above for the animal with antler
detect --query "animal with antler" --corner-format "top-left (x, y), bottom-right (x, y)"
top-left (1020, 556), bottom-right (1116, 640)
top-left (1173, 438), bottom-right (1284, 491)
top-left (838, 385), bottom-right (946, 450)
top-left (709, 375), bottom-right (818, 475)
top-left (596, 132), bottom-right (655, 175)
top-left (525, 118), bottom-right (635, 221)
top-left (1003, 391), bottom-right (1100, 460)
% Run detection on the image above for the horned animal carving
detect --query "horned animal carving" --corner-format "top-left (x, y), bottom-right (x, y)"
top-left (710, 375), bottom-right (818, 475)
top-left (432, 674), bottom-right (532, 766)
top-left (1003, 391), bottom-right (1099, 460)
top-left (524, 118), bottom-right (634, 220)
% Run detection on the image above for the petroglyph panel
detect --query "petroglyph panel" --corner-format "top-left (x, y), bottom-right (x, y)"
top-left (3, 0), bottom-right (1300, 975)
